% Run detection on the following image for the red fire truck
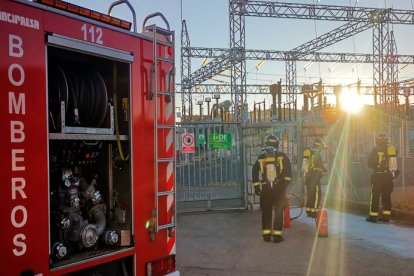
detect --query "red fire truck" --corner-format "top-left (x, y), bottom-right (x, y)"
top-left (0, 0), bottom-right (177, 275)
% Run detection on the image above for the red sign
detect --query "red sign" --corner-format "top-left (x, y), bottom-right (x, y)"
top-left (182, 133), bottom-right (195, 153)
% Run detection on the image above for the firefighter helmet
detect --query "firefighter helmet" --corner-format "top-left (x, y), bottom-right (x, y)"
top-left (313, 138), bottom-right (324, 149)
top-left (375, 132), bottom-right (388, 147)
top-left (265, 135), bottom-right (279, 148)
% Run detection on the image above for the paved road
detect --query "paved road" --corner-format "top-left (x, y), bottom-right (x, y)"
top-left (176, 209), bottom-right (414, 275)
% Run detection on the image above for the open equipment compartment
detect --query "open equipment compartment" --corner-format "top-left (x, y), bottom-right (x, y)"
top-left (47, 44), bottom-right (133, 269)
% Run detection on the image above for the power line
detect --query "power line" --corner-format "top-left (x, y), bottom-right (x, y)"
top-left (180, 0), bottom-right (183, 24)
top-left (313, 0), bottom-right (321, 78)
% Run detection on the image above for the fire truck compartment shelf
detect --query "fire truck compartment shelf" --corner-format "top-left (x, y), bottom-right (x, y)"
top-left (49, 133), bottom-right (128, 140)
top-left (50, 247), bottom-right (135, 271)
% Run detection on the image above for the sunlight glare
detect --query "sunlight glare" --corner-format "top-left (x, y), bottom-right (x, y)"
top-left (340, 87), bottom-right (362, 114)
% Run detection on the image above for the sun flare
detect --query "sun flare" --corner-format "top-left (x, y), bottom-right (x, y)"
top-left (340, 87), bottom-right (362, 114)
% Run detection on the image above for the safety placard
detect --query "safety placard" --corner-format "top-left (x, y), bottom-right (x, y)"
top-left (182, 133), bottom-right (195, 153)
top-left (197, 133), bottom-right (206, 145)
top-left (209, 132), bottom-right (232, 149)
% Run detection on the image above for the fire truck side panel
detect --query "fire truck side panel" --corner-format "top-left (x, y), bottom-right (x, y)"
top-left (1, 1), bottom-right (176, 275)
top-left (0, 1), bottom-right (49, 275)
top-left (43, 10), bottom-right (135, 54)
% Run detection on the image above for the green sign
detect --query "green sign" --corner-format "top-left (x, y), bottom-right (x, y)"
top-left (209, 133), bottom-right (232, 149)
top-left (197, 133), bottom-right (206, 145)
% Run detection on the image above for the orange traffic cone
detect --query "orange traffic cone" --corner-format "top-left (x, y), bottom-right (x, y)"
top-left (316, 209), bottom-right (328, 237)
top-left (283, 199), bottom-right (291, 228)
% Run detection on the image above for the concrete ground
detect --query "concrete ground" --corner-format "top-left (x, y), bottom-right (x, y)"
top-left (176, 209), bottom-right (414, 276)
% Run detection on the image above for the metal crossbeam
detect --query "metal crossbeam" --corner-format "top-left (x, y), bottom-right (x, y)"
top-left (176, 83), bottom-right (410, 96)
top-left (243, 1), bottom-right (414, 24)
top-left (177, 83), bottom-right (270, 94)
top-left (281, 21), bottom-right (371, 119)
top-left (291, 21), bottom-right (371, 55)
top-left (183, 47), bottom-right (414, 64)
top-left (185, 52), bottom-right (231, 87)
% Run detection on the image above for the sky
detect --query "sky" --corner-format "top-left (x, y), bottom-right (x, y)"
top-left (65, 0), bottom-right (414, 114)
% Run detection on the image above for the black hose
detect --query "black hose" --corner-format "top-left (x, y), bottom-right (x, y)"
top-left (288, 192), bottom-right (304, 220)
top-left (86, 71), bottom-right (95, 125)
top-left (122, 258), bottom-right (130, 276)
top-left (65, 68), bottom-right (80, 125)
top-left (77, 71), bottom-right (88, 125)
top-left (62, 67), bottom-right (108, 127)
top-left (93, 71), bottom-right (108, 127)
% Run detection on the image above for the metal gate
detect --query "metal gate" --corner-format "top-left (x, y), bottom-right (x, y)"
top-left (176, 122), bottom-right (245, 212)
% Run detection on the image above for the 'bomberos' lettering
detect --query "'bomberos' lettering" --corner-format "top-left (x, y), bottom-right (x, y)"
top-left (8, 34), bottom-right (28, 257)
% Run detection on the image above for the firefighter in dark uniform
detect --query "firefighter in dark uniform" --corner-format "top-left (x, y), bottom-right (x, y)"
top-left (252, 135), bottom-right (292, 243)
top-left (366, 133), bottom-right (399, 223)
top-left (305, 138), bottom-right (327, 218)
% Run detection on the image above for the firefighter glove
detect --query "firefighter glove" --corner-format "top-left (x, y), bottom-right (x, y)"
top-left (393, 169), bottom-right (400, 179)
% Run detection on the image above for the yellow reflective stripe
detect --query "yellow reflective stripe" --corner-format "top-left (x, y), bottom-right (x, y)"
top-left (377, 152), bottom-right (385, 163)
top-left (369, 185), bottom-right (374, 214)
top-left (314, 185), bottom-right (319, 210)
top-left (277, 156), bottom-right (284, 172)
top-left (311, 208), bottom-right (318, 212)
top-left (263, 229), bottom-right (271, 235)
top-left (370, 212), bottom-right (379, 216)
top-left (265, 157), bottom-right (276, 162)
top-left (258, 159), bottom-right (265, 173)
top-left (253, 182), bottom-right (261, 187)
top-left (284, 177), bottom-right (291, 181)
top-left (306, 208), bottom-right (312, 212)
top-left (382, 210), bottom-right (391, 215)
top-left (272, 230), bottom-right (283, 236)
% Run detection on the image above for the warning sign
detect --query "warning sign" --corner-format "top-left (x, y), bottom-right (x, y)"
top-left (182, 133), bottom-right (195, 154)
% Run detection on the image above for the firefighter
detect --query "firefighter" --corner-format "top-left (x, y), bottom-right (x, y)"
top-left (366, 133), bottom-right (400, 223)
top-left (305, 138), bottom-right (327, 218)
top-left (252, 135), bottom-right (292, 243)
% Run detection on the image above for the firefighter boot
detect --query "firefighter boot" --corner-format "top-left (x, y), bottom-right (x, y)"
top-left (378, 215), bottom-right (390, 223)
top-left (263, 234), bottom-right (271, 242)
top-left (273, 235), bottom-right (284, 243)
top-left (366, 216), bottom-right (378, 223)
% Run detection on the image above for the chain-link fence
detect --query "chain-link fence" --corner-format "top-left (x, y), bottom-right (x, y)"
top-left (328, 110), bottom-right (414, 205)
top-left (176, 122), bottom-right (244, 212)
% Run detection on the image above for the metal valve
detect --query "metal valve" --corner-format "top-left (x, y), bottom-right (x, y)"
top-left (80, 224), bottom-right (98, 248)
top-left (61, 217), bottom-right (71, 230)
top-left (52, 242), bottom-right (68, 259)
top-left (103, 230), bottom-right (119, 245)
top-left (91, 190), bottom-right (102, 205)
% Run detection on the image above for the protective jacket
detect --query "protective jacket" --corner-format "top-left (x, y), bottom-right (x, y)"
top-left (305, 149), bottom-right (326, 216)
top-left (367, 145), bottom-right (394, 218)
top-left (252, 147), bottom-right (292, 238)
